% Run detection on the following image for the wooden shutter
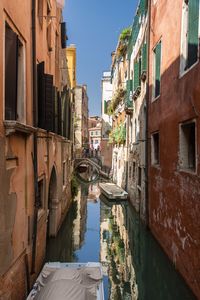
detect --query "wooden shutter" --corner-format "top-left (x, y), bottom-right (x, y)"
top-left (52, 86), bottom-right (56, 132)
top-left (45, 74), bottom-right (53, 131)
top-left (142, 43), bottom-right (147, 72)
top-left (104, 100), bottom-right (107, 114)
top-left (188, 0), bottom-right (199, 67)
top-left (134, 60), bottom-right (140, 91)
top-left (61, 22), bottom-right (67, 49)
top-left (5, 23), bottom-right (18, 120)
top-left (68, 104), bottom-right (71, 140)
top-left (37, 62), bottom-right (45, 128)
top-left (37, 62), bottom-right (53, 131)
top-left (155, 41), bottom-right (161, 98)
top-left (57, 92), bottom-right (62, 135)
top-left (54, 87), bottom-right (58, 133)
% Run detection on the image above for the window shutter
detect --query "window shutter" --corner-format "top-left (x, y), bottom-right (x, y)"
top-left (57, 92), bottom-right (62, 135)
top-left (142, 43), bottom-right (147, 72)
top-left (188, 0), bottom-right (199, 67)
top-left (37, 62), bottom-right (45, 129)
top-left (68, 102), bottom-right (71, 140)
top-left (139, 0), bottom-right (147, 15)
top-left (104, 100), bottom-right (107, 114)
top-left (61, 22), bottom-right (67, 49)
top-left (45, 74), bottom-right (53, 131)
top-left (155, 41), bottom-right (161, 98)
top-left (134, 60), bottom-right (140, 91)
top-left (54, 87), bottom-right (58, 133)
top-left (5, 24), bottom-right (18, 120)
top-left (52, 86), bottom-right (56, 132)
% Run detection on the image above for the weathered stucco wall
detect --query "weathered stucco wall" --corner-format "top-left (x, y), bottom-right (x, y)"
top-left (148, 0), bottom-right (200, 297)
top-left (0, 0), bottom-right (73, 299)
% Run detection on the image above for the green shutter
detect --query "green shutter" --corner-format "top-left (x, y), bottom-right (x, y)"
top-left (125, 80), bottom-right (133, 108)
top-left (155, 41), bottom-right (161, 98)
top-left (188, 0), bottom-right (199, 68)
top-left (134, 60), bottom-right (140, 91)
top-left (142, 43), bottom-right (147, 72)
top-left (139, 0), bottom-right (147, 15)
top-left (104, 100), bottom-right (107, 114)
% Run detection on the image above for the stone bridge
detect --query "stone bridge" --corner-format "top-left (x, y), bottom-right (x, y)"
top-left (74, 157), bottom-right (110, 181)
top-left (74, 157), bottom-right (101, 172)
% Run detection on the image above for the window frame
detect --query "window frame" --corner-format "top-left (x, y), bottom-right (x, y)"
top-left (152, 39), bottom-right (162, 101)
top-left (4, 20), bottom-right (26, 123)
top-left (179, 119), bottom-right (197, 173)
top-left (151, 131), bottom-right (160, 166)
top-left (180, 0), bottom-right (200, 77)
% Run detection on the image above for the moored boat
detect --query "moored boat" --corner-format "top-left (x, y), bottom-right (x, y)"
top-left (27, 262), bottom-right (104, 300)
top-left (99, 182), bottom-right (128, 200)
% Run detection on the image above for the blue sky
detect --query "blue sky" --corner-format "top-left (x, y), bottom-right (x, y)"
top-left (63, 0), bottom-right (137, 116)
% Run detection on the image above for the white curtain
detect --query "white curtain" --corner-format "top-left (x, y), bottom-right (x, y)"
top-left (56, 0), bottom-right (65, 8)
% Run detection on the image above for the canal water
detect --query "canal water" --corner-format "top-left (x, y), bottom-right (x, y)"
top-left (46, 181), bottom-right (195, 300)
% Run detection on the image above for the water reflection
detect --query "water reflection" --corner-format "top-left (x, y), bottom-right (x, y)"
top-left (76, 164), bottom-right (99, 183)
top-left (46, 182), bottom-right (195, 300)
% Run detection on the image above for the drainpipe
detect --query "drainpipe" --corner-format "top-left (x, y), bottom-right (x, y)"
top-left (145, 0), bottom-right (151, 227)
top-left (31, 0), bottom-right (39, 274)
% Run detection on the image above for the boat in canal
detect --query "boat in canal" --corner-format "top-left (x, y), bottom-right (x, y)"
top-left (27, 262), bottom-right (104, 300)
top-left (99, 182), bottom-right (128, 200)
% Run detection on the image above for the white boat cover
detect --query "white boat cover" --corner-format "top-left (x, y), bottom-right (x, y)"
top-left (27, 265), bottom-right (102, 300)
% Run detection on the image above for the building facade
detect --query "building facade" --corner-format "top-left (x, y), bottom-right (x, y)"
top-left (101, 71), bottom-right (112, 137)
top-left (148, 0), bottom-right (200, 297)
top-left (74, 85), bottom-right (89, 157)
top-left (126, 1), bottom-right (148, 221)
top-left (109, 32), bottom-right (128, 188)
top-left (0, 0), bottom-right (73, 298)
top-left (66, 44), bottom-right (76, 89)
top-left (88, 116), bottom-right (102, 153)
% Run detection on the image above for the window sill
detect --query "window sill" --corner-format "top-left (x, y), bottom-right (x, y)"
top-left (4, 121), bottom-right (36, 137)
top-left (152, 95), bottom-right (160, 103)
top-left (179, 60), bottom-right (199, 79)
top-left (178, 168), bottom-right (197, 176)
top-left (151, 163), bottom-right (160, 169)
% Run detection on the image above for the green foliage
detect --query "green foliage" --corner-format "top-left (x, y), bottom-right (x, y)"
top-left (116, 27), bottom-right (132, 59)
top-left (71, 175), bottom-right (79, 199)
top-left (107, 88), bottom-right (126, 116)
top-left (119, 27), bottom-right (132, 42)
top-left (109, 123), bottom-right (126, 145)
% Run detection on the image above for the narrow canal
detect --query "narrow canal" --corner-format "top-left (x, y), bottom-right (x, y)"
top-left (46, 180), bottom-right (195, 300)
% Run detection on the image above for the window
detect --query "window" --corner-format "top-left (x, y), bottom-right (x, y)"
top-left (38, 179), bottom-right (44, 209)
top-left (63, 161), bottom-right (66, 186)
top-left (132, 162), bottom-right (136, 179)
top-left (138, 167), bottom-right (142, 187)
top-left (129, 164), bottom-right (132, 180)
top-left (180, 0), bottom-right (199, 73)
top-left (118, 159), bottom-right (121, 169)
top-left (90, 131), bottom-right (93, 136)
top-left (151, 132), bottom-right (160, 165)
top-left (153, 41), bottom-right (161, 99)
top-left (5, 22), bottom-right (25, 122)
top-left (179, 121), bottom-right (196, 171)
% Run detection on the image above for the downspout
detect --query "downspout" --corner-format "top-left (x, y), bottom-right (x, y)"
top-left (31, 0), bottom-right (39, 274)
top-left (145, 0), bottom-right (151, 226)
